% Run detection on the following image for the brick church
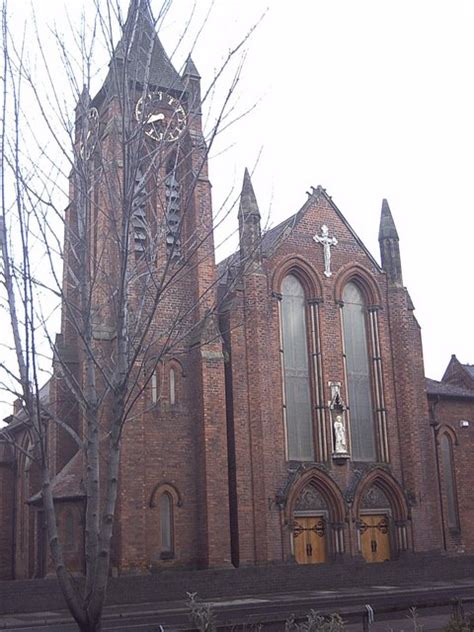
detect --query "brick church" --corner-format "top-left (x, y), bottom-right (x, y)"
top-left (0, 0), bottom-right (473, 580)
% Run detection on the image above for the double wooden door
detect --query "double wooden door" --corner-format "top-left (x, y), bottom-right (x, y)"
top-left (293, 516), bottom-right (327, 564)
top-left (360, 514), bottom-right (391, 563)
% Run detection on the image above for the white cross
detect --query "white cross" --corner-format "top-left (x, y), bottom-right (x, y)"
top-left (313, 225), bottom-right (338, 277)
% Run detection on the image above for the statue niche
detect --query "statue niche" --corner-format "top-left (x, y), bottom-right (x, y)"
top-left (329, 382), bottom-right (349, 460)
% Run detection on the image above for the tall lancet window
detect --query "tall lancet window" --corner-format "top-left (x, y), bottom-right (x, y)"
top-left (342, 282), bottom-right (376, 461)
top-left (165, 157), bottom-right (181, 259)
top-left (280, 275), bottom-right (314, 461)
top-left (440, 434), bottom-right (459, 530)
top-left (131, 167), bottom-right (147, 254)
top-left (160, 492), bottom-right (173, 555)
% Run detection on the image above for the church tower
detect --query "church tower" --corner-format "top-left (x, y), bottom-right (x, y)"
top-left (59, 0), bottom-right (231, 572)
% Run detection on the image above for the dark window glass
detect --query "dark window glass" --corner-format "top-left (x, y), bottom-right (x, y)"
top-left (160, 493), bottom-right (173, 553)
top-left (440, 434), bottom-right (459, 529)
top-left (151, 369), bottom-right (158, 404)
top-left (169, 368), bottom-right (176, 406)
top-left (281, 275), bottom-right (314, 460)
top-left (342, 282), bottom-right (376, 461)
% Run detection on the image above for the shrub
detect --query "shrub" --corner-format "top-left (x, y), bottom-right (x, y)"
top-left (285, 610), bottom-right (346, 632)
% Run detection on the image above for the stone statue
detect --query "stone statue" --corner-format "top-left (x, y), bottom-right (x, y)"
top-left (313, 225), bottom-right (338, 277)
top-left (333, 414), bottom-right (348, 454)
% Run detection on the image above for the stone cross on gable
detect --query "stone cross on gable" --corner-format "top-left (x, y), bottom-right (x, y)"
top-left (313, 225), bottom-right (338, 277)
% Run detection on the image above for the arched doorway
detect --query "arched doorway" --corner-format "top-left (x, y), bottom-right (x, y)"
top-left (358, 485), bottom-right (391, 563)
top-left (293, 485), bottom-right (328, 564)
top-left (354, 470), bottom-right (409, 563)
top-left (287, 470), bottom-right (346, 565)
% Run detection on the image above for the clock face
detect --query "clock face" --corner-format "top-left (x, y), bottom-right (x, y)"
top-left (80, 107), bottom-right (99, 159)
top-left (135, 92), bottom-right (187, 143)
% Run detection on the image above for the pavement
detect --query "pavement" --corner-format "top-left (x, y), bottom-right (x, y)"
top-left (0, 578), bottom-right (473, 631)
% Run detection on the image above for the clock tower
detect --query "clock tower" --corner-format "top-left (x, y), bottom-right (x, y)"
top-left (66, 0), bottom-right (231, 572)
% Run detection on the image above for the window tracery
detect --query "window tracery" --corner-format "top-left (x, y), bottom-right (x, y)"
top-left (280, 274), bottom-right (314, 461)
top-left (440, 433), bottom-right (460, 530)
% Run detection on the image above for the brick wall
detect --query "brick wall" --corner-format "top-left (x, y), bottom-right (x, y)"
top-left (429, 395), bottom-right (474, 553)
top-left (222, 188), bottom-right (444, 564)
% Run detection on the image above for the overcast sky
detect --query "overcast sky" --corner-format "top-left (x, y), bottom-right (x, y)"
top-left (2, 0), bottom-right (473, 420)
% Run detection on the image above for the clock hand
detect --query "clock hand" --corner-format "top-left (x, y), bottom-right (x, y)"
top-left (147, 112), bottom-right (165, 124)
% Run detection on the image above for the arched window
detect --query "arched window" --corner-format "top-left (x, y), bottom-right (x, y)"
top-left (169, 368), bottom-right (176, 406)
top-left (280, 275), bottom-right (314, 461)
top-left (151, 368), bottom-right (159, 404)
top-left (342, 282), bottom-right (376, 461)
top-left (159, 492), bottom-right (173, 556)
top-left (440, 434), bottom-right (459, 530)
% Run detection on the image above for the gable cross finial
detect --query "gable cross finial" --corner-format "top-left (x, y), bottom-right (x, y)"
top-left (313, 225), bottom-right (338, 277)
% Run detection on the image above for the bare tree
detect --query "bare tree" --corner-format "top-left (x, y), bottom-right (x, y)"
top-left (0, 1), bottom-right (263, 630)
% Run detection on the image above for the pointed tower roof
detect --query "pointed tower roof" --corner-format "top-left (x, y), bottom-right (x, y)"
top-left (183, 55), bottom-right (201, 79)
top-left (378, 198), bottom-right (399, 241)
top-left (112, 0), bottom-right (184, 92)
top-left (76, 85), bottom-right (90, 110)
top-left (238, 168), bottom-right (260, 219)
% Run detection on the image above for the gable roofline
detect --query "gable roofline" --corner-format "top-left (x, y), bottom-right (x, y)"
top-left (313, 186), bottom-right (383, 273)
top-left (217, 185), bottom-right (385, 289)
top-left (217, 187), bottom-right (314, 287)
top-left (442, 354), bottom-right (474, 386)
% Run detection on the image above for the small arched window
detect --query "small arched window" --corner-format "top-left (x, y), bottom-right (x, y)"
top-left (440, 434), bottom-right (459, 530)
top-left (151, 369), bottom-right (158, 404)
top-left (280, 274), bottom-right (314, 461)
top-left (169, 368), bottom-right (176, 406)
top-left (342, 282), bottom-right (376, 461)
top-left (160, 492), bottom-right (173, 556)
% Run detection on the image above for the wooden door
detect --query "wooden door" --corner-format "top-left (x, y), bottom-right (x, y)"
top-left (360, 514), bottom-right (390, 563)
top-left (293, 516), bottom-right (327, 564)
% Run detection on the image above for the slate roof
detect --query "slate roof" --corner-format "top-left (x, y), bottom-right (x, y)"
top-left (426, 378), bottom-right (474, 399)
top-left (29, 450), bottom-right (85, 504)
top-left (463, 364), bottom-right (474, 378)
top-left (111, 0), bottom-right (184, 93)
top-left (217, 211), bottom-right (301, 288)
top-left (1, 380), bottom-right (51, 429)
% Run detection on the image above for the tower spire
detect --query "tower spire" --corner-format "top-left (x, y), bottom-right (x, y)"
top-left (379, 198), bottom-right (403, 286)
top-left (110, 0), bottom-right (184, 92)
top-left (182, 55), bottom-right (201, 114)
top-left (238, 169), bottom-right (262, 270)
